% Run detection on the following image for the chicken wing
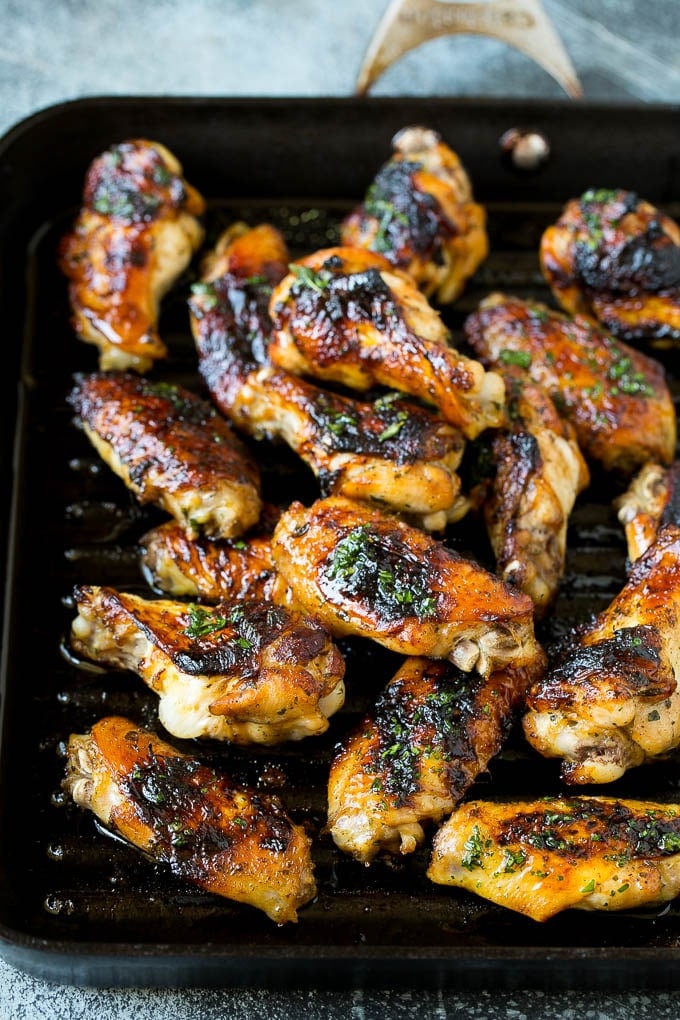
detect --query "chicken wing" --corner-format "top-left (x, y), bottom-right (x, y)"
top-left (59, 139), bottom-right (205, 372)
top-left (191, 225), bottom-right (467, 529)
top-left (340, 126), bottom-right (488, 303)
top-left (70, 586), bottom-right (345, 744)
top-left (465, 293), bottom-right (676, 473)
top-left (328, 655), bottom-right (542, 863)
top-left (68, 372), bottom-right (261, 540)
top-left (483, 374), bottom-right (589, 615)
top-left (64, 716), bottom-right (315, 922)
top-left (272, 496), bottom-right (541, 676)
top-left (616, 462), bottom-right (680, 563)
top-left (428, 796), bottom-right (680, 922)
top-left (540, 188), bottom-right (680, 347)
top-left (523, 525), bottom-right (680, 784)
top-left (268, 247), bottom-right (504, 439)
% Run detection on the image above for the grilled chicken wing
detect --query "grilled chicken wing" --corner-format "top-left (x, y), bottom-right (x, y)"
top-left (465, 293), bottom-right (676, 473)
top-left (139, 520), bottom-right (287, 602)
top-left (540, 188), bottom-right (680, 347)
top-left (272, 497), bottom-right (541, 676)
top-left (523, 525), bottom-right (680, 784)
top-left (268, 247), bottom-right (504, 439)
top-left (191, 225), bottom-right (467, 529)
top-left (483, 374), bottom-right (589, 615)
top-left (68, 373), bottom-right (261, 540)
top-left (71, 586), bottom-right (345, 744)
top-left (59, 140), bottom-right (205, 372)
top-left (428, 796), bottom-right (680, 922)
top-left (340, 126), bottom-right (488, 303)
top-left (328, 656), bottom-right (542, 863)
top-left (616, 462), bottom-right (680, 563)
top-left (64, 716), bottom-right (315, 922)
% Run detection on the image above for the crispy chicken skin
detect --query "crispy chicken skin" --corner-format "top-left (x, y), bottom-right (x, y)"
top-left (328, 656), bottom-right (543, 863)
top-left (617, 462), bottom-right (680, 563)
top-left (483, 374), bottom-right (589, 615)
top-left (272, 497), bottom-right (541, 676)
top-left (71, 586), bottom-right (345, 745)
top-left (523, 525), bottom-right (680, 784)
top-left (68, 373), bottom-right (261, 540)
top-left (191, 225), bottom-right (467, 529)
top-left (428, 796), bottom-right (680, 922)
top-left (465, 293), bottom-right (676, 473)
top-left (268, 247), bottom-right (504, 439)
top-left (139, 520), bottom-right (288, 603)
top-left (540, 189), bottom-right (680, 347)
top-left (340, 126), bottom-right (488, 304)
top-left (64, 716), bottom-right (316, 922)
top-left (59, 140), bottom-right (205, 372)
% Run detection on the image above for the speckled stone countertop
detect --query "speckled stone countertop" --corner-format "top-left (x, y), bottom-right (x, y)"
top-left (2, 1), bottom-right (680, 1016)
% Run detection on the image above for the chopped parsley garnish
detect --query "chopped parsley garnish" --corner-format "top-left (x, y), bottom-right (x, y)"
top-left (364, 189), bottom-right (409, 253)
top-left (607, 355), bottom-right (654, 397)
top-left (190, 281), bottom-right (219, 310)
top-left (378, 410), bottom-right (409, 442)
top-left (183, 605), bottom-right (228, 639)
top-left (289, 263), bottom-right (331, 293)
top-left (498, 848), bottom-right (526, 875)
top-left (580, 879), bottom-right (596, 894)
top-left (461, 825), bottom-right (491, 872)
top-left (581, 188), bottom-right (619, 204)
top-left (327, 409), bottom-right (359, 436)
top-left (498, 349), bottom-right (532, 369)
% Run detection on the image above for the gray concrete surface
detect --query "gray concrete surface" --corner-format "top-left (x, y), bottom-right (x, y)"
top-left (2, 0), bottom-right (680, 1016)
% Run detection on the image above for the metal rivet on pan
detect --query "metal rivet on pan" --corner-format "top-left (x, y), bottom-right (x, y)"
top-left (500, 128), bottom-right (551, 170)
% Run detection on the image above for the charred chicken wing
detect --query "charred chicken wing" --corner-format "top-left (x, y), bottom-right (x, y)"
top-left (523, 525), bottom-right (680, 784)
top-left (64, 716), bottom-right (316, 922)
top-left (191, 225), bottom-right (467, 529)
top-left (540, 188), bottom-right (680, 347)
top-left (428, 796), bottom-right (680, 922)
top-left (465, 293), bottom-right (676, 473)
top-left (340, 126), bottom-right (488, 303)
top-left (328, 656), bottom-right (542, 863)
top-left (272, 497), bottom-right (541, 676)
top-left (617, 462), bottom-right (680, 563)
top-left (71, 586), bottom-right (345, 744)
top-left (482, 374), bottom-right (589, 615)
top-left (268, 247), bottom-right (504, 439)
top-left (68, 372), bottom-right (261, 540)
top-left (59, 139), bottom-right (205, 372)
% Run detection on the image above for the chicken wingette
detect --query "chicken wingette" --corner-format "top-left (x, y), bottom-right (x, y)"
top-left (268, 247), bottom-right (504, 439)
top-left (191, 225), bottom-right (467, 529)
top-left (428, 796), bottom-right (680, 922)
top-left (482, 373), bottom-right (589, 615)
top-left (64, 716), bottom-right (316, 922)
top-left (70, 586), bottom-right (345, 744)
top-left (272, 496), bottom-right (541, 676)
top-left (59, 139), bottom-right (205, 372)
top-left (340, 125), bottom-right (488, 303)
top-left (465, 292), bottom-right (676, 473)
top-left (328, 655), bottom-right (543, 863)
top-left (540, 188), bottom-right (680, 347)
top-left (523, 525), bottom-right (680, 784)
top-left (616, 462), bottom-right (680, 563)
top-left (68, 372), bottom-right (261, 540)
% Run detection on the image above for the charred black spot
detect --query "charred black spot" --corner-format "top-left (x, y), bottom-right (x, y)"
top-left (661, 465), bottom-right (680, 529)
top-left (84, 142), bottom-right (185, 223)
top-left (274, 623), bottom-right (328, 665)
top-left (363, 160), bottom-right (452, 260)
top-left (543, 624), bottom-right (667, 701)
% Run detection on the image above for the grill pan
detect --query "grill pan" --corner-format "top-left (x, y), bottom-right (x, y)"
top-left (1, 97), bottom-right (680, 988)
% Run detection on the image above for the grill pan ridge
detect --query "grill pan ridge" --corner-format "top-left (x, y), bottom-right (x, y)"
top-left (1, 98), bottom-right (680, 988)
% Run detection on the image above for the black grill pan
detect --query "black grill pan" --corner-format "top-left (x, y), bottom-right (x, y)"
top-left (2, 97), bottom-right (680, 988)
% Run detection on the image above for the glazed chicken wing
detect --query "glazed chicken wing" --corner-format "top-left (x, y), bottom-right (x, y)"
top-left (191, 225), bottom-right (467, 529)
top-left (540, 188), bottom-right (680, 347)
top-left (68, 372), bottom-right (261, 540)
top-left (71, 586), bottom-right (345, 744)
top-left (616, 462), bottom-right (680, 563)
top-left (340, 126), bottom-right (488, 303)
top-left (428, 796), bottom-right (680, 922)
top-left (523, 525), bottom-right (680, 784)
top-left (268, 247), bottom-right (504, 439)
top-left (483, 374), bottom-right (589, 615)
top-left (59, 139), bottom-right (205, 372)
top-left (272, 497), bottom-right (541, 676)
top-left (465, 293), bottom-right (676, 473)
top-left (328, 656), bottom-right (542, 864)
top-left (64, 716), bottom-right (315, 922)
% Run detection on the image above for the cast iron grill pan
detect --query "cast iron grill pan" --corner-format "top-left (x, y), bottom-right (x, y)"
top-left (1, 98), bottom-right (680, 987)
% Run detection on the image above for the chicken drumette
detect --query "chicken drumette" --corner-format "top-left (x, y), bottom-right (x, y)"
top-left (60, 139), bottom-right (205, 372)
